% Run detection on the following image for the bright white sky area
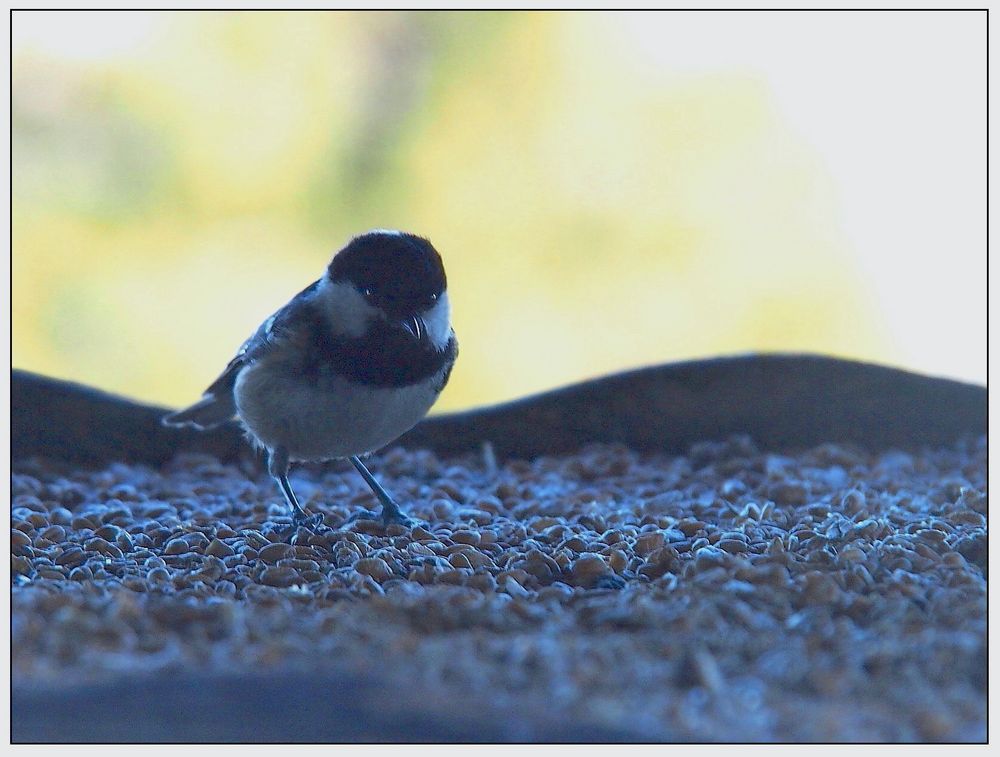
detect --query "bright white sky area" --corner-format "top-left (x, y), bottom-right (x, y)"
top-left (620, 11), bottom-right (986, 385)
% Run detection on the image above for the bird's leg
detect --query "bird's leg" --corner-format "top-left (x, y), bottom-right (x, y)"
top-left (349, 455), bottom-right (413, 526)
top-left (268, 446), bottom-right (323, 531)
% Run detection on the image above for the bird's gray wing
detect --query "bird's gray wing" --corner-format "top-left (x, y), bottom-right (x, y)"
top-left (162, 280), bottom-right (321, 429)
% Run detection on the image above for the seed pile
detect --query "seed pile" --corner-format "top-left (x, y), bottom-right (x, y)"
top-left (11, 435), bottom-right (987, 742)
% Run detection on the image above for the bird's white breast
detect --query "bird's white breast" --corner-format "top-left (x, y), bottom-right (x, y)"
top-left (233, 358), bottom-right (445, 461)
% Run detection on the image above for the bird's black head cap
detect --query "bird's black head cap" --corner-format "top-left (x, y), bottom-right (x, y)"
top-left (327, 230), bottom-right (446, 316)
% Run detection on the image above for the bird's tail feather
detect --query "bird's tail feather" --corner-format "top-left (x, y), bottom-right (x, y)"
top-left (161, 393), bottom-right (237, 430)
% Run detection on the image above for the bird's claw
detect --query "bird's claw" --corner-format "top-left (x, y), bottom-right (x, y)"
top-left (269, 511), bottom-right (325, 540)
top-left (381, 509), bottom-right (415, 528)
top-left (295, 512), bottom-right (325, 531)
top-left (345, 508), bottom-right (381, 524)
top-left (345, 506), bottom-right (416, 529)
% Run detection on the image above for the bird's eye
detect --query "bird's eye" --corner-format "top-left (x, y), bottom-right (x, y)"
top-left (430, 293), bottom-right (438, 302)
top-left (363, 287), bottom-right (375, 299)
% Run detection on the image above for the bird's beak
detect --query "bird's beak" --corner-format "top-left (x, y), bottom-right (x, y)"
top-left (400, 315), bottom-right (424, 341)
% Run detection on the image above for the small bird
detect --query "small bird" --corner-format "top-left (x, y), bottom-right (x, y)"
top-left (162, 229), bottom-right (458, 529)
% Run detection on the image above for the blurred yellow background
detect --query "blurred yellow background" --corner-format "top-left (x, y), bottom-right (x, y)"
top-left (12, 10), bottom-right (986, 412)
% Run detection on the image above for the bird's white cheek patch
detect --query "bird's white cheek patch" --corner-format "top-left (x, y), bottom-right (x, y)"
top-left (422, 293), bottom-right (452, 350)
top-left (318, 278), bottom-right (378, 338)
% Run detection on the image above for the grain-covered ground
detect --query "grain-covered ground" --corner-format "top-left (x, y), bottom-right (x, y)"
top-left (10, 435), bottom-right (987, 742)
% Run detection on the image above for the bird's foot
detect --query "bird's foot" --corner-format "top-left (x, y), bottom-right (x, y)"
top-left (380, 507), bottom-right (415, 528)
top-left (346, 504), bottom-right (416, 529)
top-left (293, 510), bottom-right (325, 532)
top-left (269, 510), bottom-right (325, 540)
top-left (345, 508), bottom-right (380, 524)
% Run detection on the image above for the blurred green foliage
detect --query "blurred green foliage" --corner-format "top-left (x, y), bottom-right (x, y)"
top-left (12, 11), bottom-right (883, 411)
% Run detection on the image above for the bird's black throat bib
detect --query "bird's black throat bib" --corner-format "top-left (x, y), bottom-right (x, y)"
top-left (303, 314), bottom-right (457, 389)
